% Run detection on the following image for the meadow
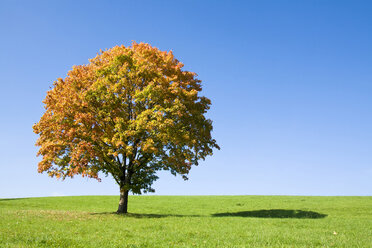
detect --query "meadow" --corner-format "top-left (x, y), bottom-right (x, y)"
top-left (0, 195), bottom-right (371, 247)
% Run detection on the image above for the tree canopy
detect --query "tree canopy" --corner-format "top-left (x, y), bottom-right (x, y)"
top-left (33, 42), bottom-right (219, 213)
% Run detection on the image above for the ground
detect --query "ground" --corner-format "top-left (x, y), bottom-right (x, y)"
top-left (1, 195), bottom-right (371, 247)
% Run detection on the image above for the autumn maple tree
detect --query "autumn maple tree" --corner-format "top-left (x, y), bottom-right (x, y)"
top-left (33, 42), bottom-right (219, 213)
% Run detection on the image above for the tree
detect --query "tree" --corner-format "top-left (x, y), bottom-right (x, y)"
top-left (33, 42), bottom-right (219, 213)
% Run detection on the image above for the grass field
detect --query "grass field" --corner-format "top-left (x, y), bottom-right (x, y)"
top-left (0, 195), bottom-right (371, 247)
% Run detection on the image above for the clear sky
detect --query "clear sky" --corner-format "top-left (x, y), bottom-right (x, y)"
top-left (1, 0), bottom-right (371, 198)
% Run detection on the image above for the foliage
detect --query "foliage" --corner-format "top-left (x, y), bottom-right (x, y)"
top-left (33, 42), bottom-right (219, 196)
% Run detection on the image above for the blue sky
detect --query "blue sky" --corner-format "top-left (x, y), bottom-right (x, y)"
top-left (0, 0), bottom-right (371, 198)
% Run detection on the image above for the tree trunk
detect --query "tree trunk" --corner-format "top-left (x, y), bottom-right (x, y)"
top-left (117, 187), bottom-right (129, 214)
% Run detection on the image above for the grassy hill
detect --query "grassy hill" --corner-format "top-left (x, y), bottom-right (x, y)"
top-left (1, 195), bottom-right (371, 247)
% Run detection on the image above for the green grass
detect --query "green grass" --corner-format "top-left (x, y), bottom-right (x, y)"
top-left (1, 195), bottom-right (371, 247)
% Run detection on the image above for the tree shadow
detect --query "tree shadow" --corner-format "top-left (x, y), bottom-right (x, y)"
top-left (0, 198), bottom-right (30, 202)
top-left (91, 209), bottom-right (326, 219)
top-left (212, 209), bottom-right (327, 219)
top-left (90, 212), bottom-right (202, 218)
